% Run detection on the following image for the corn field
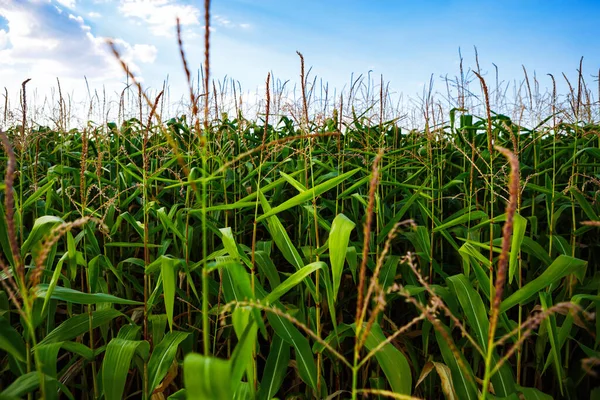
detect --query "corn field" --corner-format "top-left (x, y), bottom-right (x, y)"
top-left (0, 6), bottom-right (599, 400)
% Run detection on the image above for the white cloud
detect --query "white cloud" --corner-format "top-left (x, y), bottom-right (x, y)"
top-left (88, 11), bottom-right (101, 18)
top-left (0, 29), bottom-right (9, 50)
top-left (56, 0), bottom-right (76, 9)
top-left (69, 13), bottom-right (91, 30)
top-left (214, 14), bottom-right (250, 29)
top-left (0, 1), bottom-right (157, 89)
top-left (68, 13), bottom-right (83, 24)
top-left (133, 43), bottom-right (157, 63)
top-left (117, 2), bottom-right (249, 37)
top-left (119, 0), bottom-right (201, 37)
top-left (213, 15), bottom-right (231, 27)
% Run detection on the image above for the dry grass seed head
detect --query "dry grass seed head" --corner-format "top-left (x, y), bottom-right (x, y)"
top-left (488, 146), bottom-right (520, 341)
top-left (1, 129), bottom-right (23, 284)
top-left (30, 217), bottom-right (102, 289)
top-left (355, 149), bottom-right (384, 332)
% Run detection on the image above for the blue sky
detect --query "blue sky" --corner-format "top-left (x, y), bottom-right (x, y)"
top-left (0, 0), bottom-right (598, 117)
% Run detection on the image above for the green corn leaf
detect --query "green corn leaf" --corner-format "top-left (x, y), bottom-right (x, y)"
top-left (233, 382), bottom-right (253, 400)
top-left (508, 213), bottom-right (527, 284)
top-left (149, 314), bottom-right (168, 348)
top-left (500, 255), bottom-right (587, 312)
top-left (319, 261), bottom-right (338, 334)
top-left (258, 335), bottom-right (290, 400)
top-left (220, 227), bottom-right (251, 268)
top-left (0, 315), bottom-right (26, 362)
top-left (405, 225), bottom-right (432, 263)
top-left (379, 255), bottom-right (400, 289)
top-left (66, 231), bottom-right (77, 279)
top-left (104, 242), bottom-right (162, 248)
top-left (258, 191), bottom-right (304, 271)
top-left (231, 312), bottom-right (258, 389)
top-left (217, 240), bottom-right (268, 339)
top-left (21, 215), bottom-right (64, 258)
top-left (36, 284), bottom-right (142, 305)
top-left (434, 322), bottom-right (478, 400)
top-left (542, 294), bottom-right (597, 373)
top-left (516, 385), bottom-right (553, 400)
top-left (110, 212), bottom-right (144, 238)
top-left (36, 342), bottom-right (62, 400)
top-left (253, 251), bottom-right (281, 289)
top-left (338, 175), bottom-right (370, 198)
top-left (167, 389), bottom-right (187, 400)
top-left (458, 242), bottom-right (492, 297)
top-left (378, 181), bottom-right (428, 243)
top-left (38, 309), bottom-right (122, 346)
top-left (22, 179), bottom-right (55, 210)
top-left (0, 372), bottom-right (46, 399)
top-left (520, 236), bottom-right (553, 267)
top-left (352, 323), bottom-right (412, 395)
top-left (0, 372), bottom-right (75, 400)
top-left (539, 292), bottom-right (564, 396)
top-left (117, 324), bottom-right (141, 339)
top-left (329, 213), bottom-right (355, 300)
top-left (223, 170), bottom-right (304, 205)
top-left (267, 311), bottom-right (318, 391)
top-left (147, 331), bottom-right (189, 395)
top-left (160, 257), bottom-right (177, 332)
top-left (433, 210), bottom-right (487, 232)
top-left (157, 207), bottom-right (185, 241)
top-left (102, 338), bottom-right (150, 400)
top-left (446, 274), bottom-right (515, 396)
top-left (346, 246), bottom-right (358, 282)
top-left (88, 254), bottom-right (101, 293)
top-left (0, 202), bottom-right (14, 267)
top-left (220, 260), bottom-right (247, 303)
top-left (258, 191), bottom-right (317, 301)
top-left (279, 170), bottom-right (307, 192)
top-left (417, 201), bottom-right (460, 252)
top-left (83, 223), bottom-right (101, 256)
top-left (447, 274), bottom-right (488, 352)
top-left (263, 261), bottom-right (324, 305)
top-left (205, 202), bottom-right (257, 211)
top-left (551, 235), bottom-right (572, 256)
top-left (256, 168), bottom-right (360, 222)
top-left (60, 341), bottom-right (96, 360)
top-left (570, 187), bottom-right (599, 221)
top-left (184, 353), bottom-right (232, 400)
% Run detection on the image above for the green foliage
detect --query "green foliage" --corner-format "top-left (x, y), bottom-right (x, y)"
top-left (1, 77), bottom-right (599, 400)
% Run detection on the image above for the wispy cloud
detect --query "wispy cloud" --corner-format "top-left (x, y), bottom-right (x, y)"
top-left (56, 0), bottom-right (76, 9)
top-left (119, 0), bottom-right (201, 37)
top-left (214, 14), bottom-right (251, 29)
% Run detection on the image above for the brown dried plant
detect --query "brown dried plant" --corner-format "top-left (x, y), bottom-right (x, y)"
top-left (481, 145), bottom-right (520, 398)
top-left (355, 149), bottom-right (384, 331)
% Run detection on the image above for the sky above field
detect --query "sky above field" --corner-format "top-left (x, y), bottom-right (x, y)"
top-left (0, 0), bottom-right (599, 116)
